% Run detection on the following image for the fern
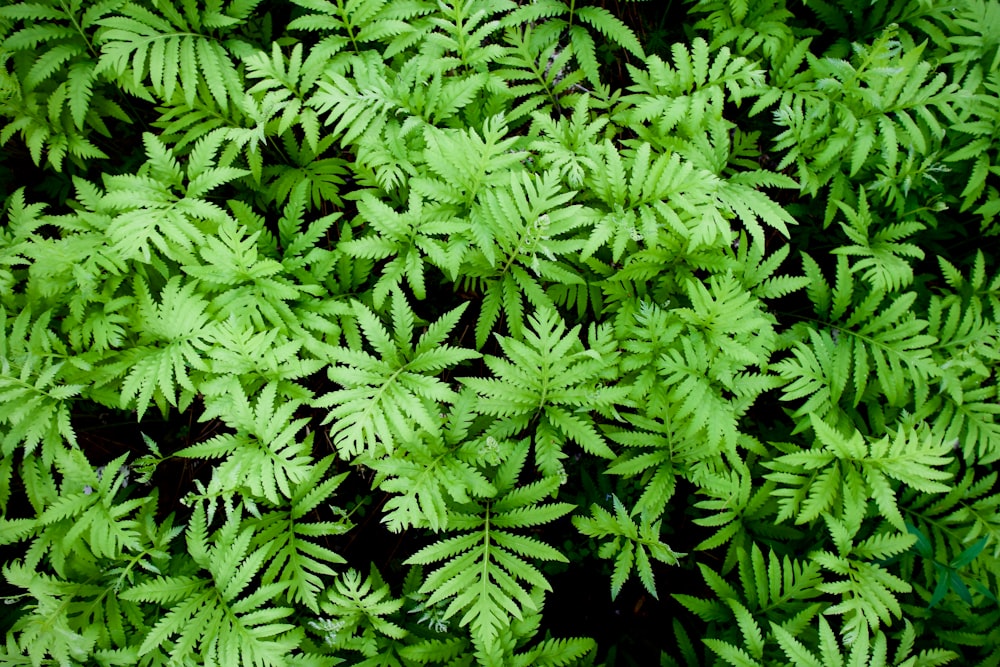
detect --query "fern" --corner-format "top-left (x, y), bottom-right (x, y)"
top-left (907, 468), bottom-right (1000, 567)
top-left (317, 290), bottom-right (479, 458)
top-left (183, 213), bottom-right (319, 332)
top-left (2, 0), bottom-right (999, 664)
top-left (421, 0), bottom-right (511, 70)
top-left (830, 189), bottom-right (925, 292)
top-left (0, 308), bottom-right (84, 457)
top-left (687, 462), bottom-right (795, 572)
top-left (770, 26), bottom-right (960, 196)
top-left (0, 0), bottom-right (127, 169)
top-left (309, 52), bottom-right (398, 146)
top-left (404, 439), bottom-right (573, 650)
top-left (913, 252), bottom-right (1000, 463)
top-left (368, 393), bottom-right (497, 532)
top-left (260, 133), bottom-right (350, 209)
top-left (199, 314), bottom-right (327, 400)
top-left (776, 254), bottom-right (939, 421)
top-left (690, 0), bottom-right (797, 60)
top-left (174, 383), bottom-right (316, 506)
top-left (28, 449), bottom-right (151, 573)
top-left (288, 0), bottom-right (434, 59)
top-left (617, 37), bottom-right (765, 142)
top-left (115, 276), bottom-right (211, 419)
top-left (528, 94), bottom-right (606, 188)
top-left (582, 141), bottom-right (726, 261)
top-left (340, 190), bottom-right (468, 307)
top-left (242, 41), bottom-right (329, 154)
top-left (96, 0), bottom-right (258, 109)
top-left (121, 501), bottom-right (302, 666)
top-left (501, 0), bottom-right (643, 87)
top-left (615, 273), bottom-right (780, 468)
top-left (102, 132), bottom-right (243, 265)
top-left (771, 617), bottom-right (958, 667)
top-left (679, 543), bottom-right (960, 665)
top-left (731, 231), bottom-right (811, 300)
top-left (3, 563), bottom-right (107, 664)
top-left (764, 416), bottom-right (952, 531)
top-left (312, 567), bottom-right (406, 655)
top-left (495, 23), bottom-right (587, 122)
top-left (414, 115), bottom-right (525, 209)
top-left (461, 306), bottom-right (628, 477)
top-left (4, 494), bottom-right (182, 664)
top-left (396, 57), bottom-right (493, 125)
top-left (812, 538), bottom-right (917, 640)
top-left (676, 543), bottom-right (824, 664)
top-left (462, 170), bottom-right (590, 348)
top-left (400, 580), bottom-right (597, 666)
top-left (572, 494), bottom-right (684, 600)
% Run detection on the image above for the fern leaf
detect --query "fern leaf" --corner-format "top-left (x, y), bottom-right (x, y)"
top-left (118, 277), bottom-right (210, 418)
top-left (310, 55), bottom-right (397, 146)
top-left (573, 6), bottom-right (643, 59)
top-left (462, 307), bottom-right (628, 476)
top-left (573, 495), bottom-right (684, 599)
top-left (404, 440), bottom-right (570, 648)
top-left (317, 292), bottom-right (478, 458)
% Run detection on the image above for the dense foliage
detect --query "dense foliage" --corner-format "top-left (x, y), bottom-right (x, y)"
top-left (1, 0), bottom-right (998, 664)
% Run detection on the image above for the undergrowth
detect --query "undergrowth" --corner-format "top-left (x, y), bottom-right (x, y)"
top-left (1, 0), bottom-right (999, 665)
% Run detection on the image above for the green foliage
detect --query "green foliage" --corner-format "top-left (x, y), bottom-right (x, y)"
top-left (1, 0), bottom-right (999, 665)
top-left (317, 289), bottom-right (479, 459)
top-left (0, 0), bottom-right (128, 169)
top-left (572, 494), bottom-right (683, 599)
top-left (405, 440), bottom-right (573, 650)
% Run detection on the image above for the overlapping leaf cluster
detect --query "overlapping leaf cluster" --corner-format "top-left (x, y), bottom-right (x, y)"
top-left (1, 0), bottom-right (998, 664)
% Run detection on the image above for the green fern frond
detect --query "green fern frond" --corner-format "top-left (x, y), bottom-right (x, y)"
top-left (463, 170), bottom-right (588, 348)
top-left (674, 542), bottom-right (823, 637)
top-left (529, 94), bottom-right (606, 188)
top-left (830, 189), bottom-right (924, 292)
top-left (370, 425), bottom-right (497, 532)
top-left (117, 277), bottom-right (211, 419)
top-left (317, 290), bottom-right (479, 458)
top-left (96, 0), bottom-right (255, 109)
top-left (122, 501), bottom-right (301, 666)
top-left (32, 450), bottom-right (149, 568)
top-left (502, 0), bottom-right (642, 88)
top-left (572, 494), bottom-right (683, 599)
top-left (777, 255), bottom-right (940, 417)
top-left (242, 41), bottom-right (329, 152)
top-left (243, 456), bottom-right (351, 613)
top-left (0, 0), bottom-right (127, 169)
top-left (691, 0), bottom-right (797, 61)
top-left (619, 38), bottom-right (765, 142)
top-left (404, 440), bottom-right (572, 649)
top-left (770, 26), bottom-right (960, 195)
top-left (573, 6), bottom-right (644, 60)
top-left (288, 0), bottom-right (434, 58)
top-left (340, 190), bottom-right (468, 306)
top-left (309, 53), bottom-right (398, 146)
top-left (176, 383), bottom-right (316, 506)
top-left (773, 617), bottom-right (958, 667)
top-left (0, 308), bottom-right (84, 456)
top-left (312, 566), bottom-right (406, 654)
top-left (3, 484), bottom-right (184, 661)
top-left (422, 0), bottom-right (511, 69)
top-left (3, 563), bottom-right (105, 664)
top-left (765, 416), bottom-right (952, 530)
top-left (103, 133), bottom-right (241, 265)
top-left (812, 547), bottom-right (914, 639)
top-left (462, 307), bottom-right (628, 476)
top-left (496, 24), bottom-right (587, 122)
top-left (732, 232), bottom-right (810, 299)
